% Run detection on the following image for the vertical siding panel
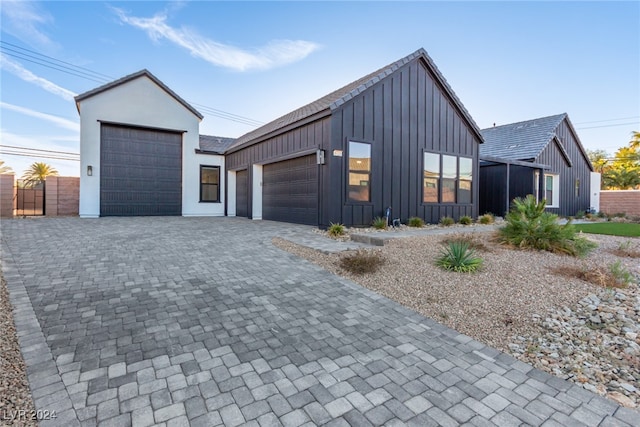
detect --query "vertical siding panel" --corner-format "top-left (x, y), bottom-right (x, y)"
top-left (408, 63), bottom-right (419, 220)
top-left (400, 68), bottom-right (410, 220)
top-left (391, 74), bottom-right (402, 217)
top-left (425, 76), bottom-right (435, 152)
top-left (382, 82), bottom-right (393, 212)
top-left (371, 89), bottom-right (384, 212)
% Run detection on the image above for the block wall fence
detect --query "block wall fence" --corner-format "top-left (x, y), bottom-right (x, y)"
top-left (0, 174), bottom-right (79, 218)
top-left (599, 190), bottom-right (640, 217)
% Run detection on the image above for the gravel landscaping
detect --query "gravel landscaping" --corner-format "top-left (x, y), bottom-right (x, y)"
top-left (0, 273), bottom-right (37, 427)
top-left (274, 229), bottom-right (640, 409)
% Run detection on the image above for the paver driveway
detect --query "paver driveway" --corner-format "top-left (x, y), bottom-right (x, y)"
top-left (1, 217), bottom-right (637, 427)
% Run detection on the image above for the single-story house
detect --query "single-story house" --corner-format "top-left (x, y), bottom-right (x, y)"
top-left (76, 70), bottom-right (232, 217)
top-left (479, 113), bottom-right (597, 217)
top-left (224, 48), bottom-right (483, 227)
top-left (77, 48), bottom-right (485, 226)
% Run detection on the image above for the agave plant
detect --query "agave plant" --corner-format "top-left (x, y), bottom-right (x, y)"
top-left (436, 241), bottom-right (483, 273)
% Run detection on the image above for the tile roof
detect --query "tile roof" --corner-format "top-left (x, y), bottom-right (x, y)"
top-left (479, 113), bottom-right (567, 160)
top-left (198, 135), bottom-right (236, 154)
top-left (227, 48), bottom-right (482, 152)
top-left (75, 69), bottom-right (203, 120)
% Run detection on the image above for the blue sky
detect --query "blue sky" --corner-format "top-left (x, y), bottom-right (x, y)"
top-left (1, 1), bottom-right (638, 177)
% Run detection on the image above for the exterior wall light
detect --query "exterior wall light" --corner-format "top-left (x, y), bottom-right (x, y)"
top-left (87, 165), bottom-right (93, 176)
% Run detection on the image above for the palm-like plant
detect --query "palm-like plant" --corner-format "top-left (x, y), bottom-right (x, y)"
top-left (0, 160), bottom-right (13, 174)
top-left (436, 241), bottom-right (483, 273)
top-left (21, 162), bottom-right (58, 187)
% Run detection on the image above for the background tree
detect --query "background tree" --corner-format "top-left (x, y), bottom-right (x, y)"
top-left (21, 162), bottom-right (58, 187)
top-left (587, 149), bottom-right (610, 174)
top-left (631, 131), bottom-right (640, 151)
top-left (0, 159), bottom-right (14, 174)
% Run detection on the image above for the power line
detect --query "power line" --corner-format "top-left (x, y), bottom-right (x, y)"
top-left (2, 41), bottom-right (262, 129)
top-left (574, 116), bottom-right (640, 125)
top-left (0, 151), bottom-right (80, 161)
top-left (0, 145), bottom-right (79, 156)
top-left (576, 122), bottom-right (639, 130)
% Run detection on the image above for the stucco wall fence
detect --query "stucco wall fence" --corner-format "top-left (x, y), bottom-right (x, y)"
top-left (599, 190), bottom-right (640, 217)
top-left (0, 174), bottom-right (79, 217)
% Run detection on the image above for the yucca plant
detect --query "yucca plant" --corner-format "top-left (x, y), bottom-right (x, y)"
top-left (328, 222), bottom-right (345, 237)
top-left (436, 241), bottom-right (483, 273)
top-left (372, 216), bottom-right (387, 229)
top-left (459, 215), bottom-right (473, 225)
top-left (439, 216), bottom-right (455, 226)
top-left (408, 217), bottom-right (425, 227)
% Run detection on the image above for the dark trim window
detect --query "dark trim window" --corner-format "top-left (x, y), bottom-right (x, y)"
top-left (458, 157), bottom-right (473, 204)
top-left (423, 152), bottom-right (473, 204)
top-left (423, 153), bottom-right (440, 203)
top-left (200, 165), bottom-right (220, 202)
top-left (348, 141), bottom-right (371, 202)
top-left (575, 178), bottom-right (580, 198)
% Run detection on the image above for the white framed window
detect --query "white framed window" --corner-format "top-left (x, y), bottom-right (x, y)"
top-left (544, 173), bottom-right (560, 207)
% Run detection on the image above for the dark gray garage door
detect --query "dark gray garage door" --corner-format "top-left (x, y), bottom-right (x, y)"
top-left (236, 170), bottom-right (248, 217)
top-left (263, 155), bottom-right (318, 225)
top-left (100, 124), bottom-right (182, 216)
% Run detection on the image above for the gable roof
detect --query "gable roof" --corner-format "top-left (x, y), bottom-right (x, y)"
top-left (479, 113), bottom-right (568, 160)
top-left (75, 69), bottom-right (203, 120)
top-left (227, 48), bottom-right (482, 153)
top-left (198, 135), bottom-right (236, 154)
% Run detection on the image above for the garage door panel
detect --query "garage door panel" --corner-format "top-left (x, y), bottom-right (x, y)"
top-left (263, 154), bottom-right (318, 225)
top-left (236, 170), bottom-right (248, 217)
top-left (100, 124), bottom-right (182, 216)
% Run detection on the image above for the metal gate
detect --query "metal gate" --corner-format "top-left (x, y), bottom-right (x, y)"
top-left (15, 179), bottom-right (45, 216)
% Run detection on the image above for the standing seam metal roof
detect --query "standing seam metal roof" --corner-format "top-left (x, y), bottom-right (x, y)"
top-left (227, 48), bottom-right (483, 152)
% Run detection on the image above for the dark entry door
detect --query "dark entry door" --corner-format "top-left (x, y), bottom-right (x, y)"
top-left (263, 154), bottom-right (318, 225)
top-left (236, 169), bottom-right (248, 217)
top-left (100, 124), bottom-right (182, 216)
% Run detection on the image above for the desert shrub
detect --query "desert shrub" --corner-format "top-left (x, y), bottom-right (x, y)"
top-left (340, 250), bottom-right (384, 274)
top-left (459, 215), bottom-right (473, 225)
top-left (575, 210), bottom-right (585, 219)
top-left (328, 222), bottom-right (345, 237)
top-left (554, 261), bottom-right (633, 288)
top-left (597, 211), bottom-right (607, 218)
top-left (439, 216), bottom-right (455, 227)
top-left (614, 212), bottom-right (627, 218)
top-left (498, 195), bottom-right (596, 257)
top-left (442, 234), bottom-right (489, 252)
top-left (408, 217), bottom-right (425, 227)
top-left (610, 240), bottom-right (640, 258)
top-left (372, 216), bottom-right (387, 229)
top-left (478, 213), bottom-right (495, 224)
top-left (436, 241), bottom-right (483, 273)
top-left (585, 212), bottom-right (593, 220)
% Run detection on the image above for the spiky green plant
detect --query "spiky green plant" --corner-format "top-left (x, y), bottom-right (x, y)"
top-left (498, 195), bottom-right (596, 257)
top-left (408, 217), bottom-right (425, 227)
top-left (436, 241), bottom-right (483, 273)
top-left (459, 215), bottom-right (473, 225)
top-left (439, 216), bottom-right (455, 226)
top-left (328, 222), bottom-right (345, 237)
top-left (478, 213), bottom-right (495, 224)
top-left (372, 216), bottom-right (387, 229)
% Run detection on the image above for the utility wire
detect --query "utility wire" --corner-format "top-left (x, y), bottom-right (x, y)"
top-left (0, 145), bottom-right (79, 156)
top-left (574, 116), bottom-right (640, 125)
top-left (1, 42), bottom-right (262, 128)
top-left (576, 122), bottom-right (640, 130)
top-left (0, 151), bottom-right (80, 161)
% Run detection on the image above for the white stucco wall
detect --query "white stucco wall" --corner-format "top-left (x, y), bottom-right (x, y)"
top-left (77, 75), bottom-right (222, 217)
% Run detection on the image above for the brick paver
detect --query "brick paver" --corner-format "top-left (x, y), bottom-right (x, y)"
top-left (1, 217), bottom-right (637, 426)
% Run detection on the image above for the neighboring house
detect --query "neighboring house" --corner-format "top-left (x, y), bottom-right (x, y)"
top-left (76, 70), bottom-right (229, 217)
top-left (479, 113), bottom-right (595, 217)
top-left (225, 48), bottom-right (483, 227)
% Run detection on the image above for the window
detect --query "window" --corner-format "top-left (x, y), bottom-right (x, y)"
top-left (458, 157), bottom-right (473, 204)
top-left (544, 173), bottom-right (560, 207)
top-left (423, 153), bottom-right (473, 204)
top-left (575, 178), bottom-right (580, 198)
top-left (441, 155), bottom-right (457, 203)
top-left (423, 153), bottom-right (439, 203)
top-left (348, 141), bottom-right (371, 202)
top-left (200, 165), bottom-right (220, 202)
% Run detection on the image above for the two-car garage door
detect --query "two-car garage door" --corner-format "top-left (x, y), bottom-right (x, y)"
top-left (100, 124), bottom-right (182, 216)
top-left (262, 154), bottom-right (318, 225)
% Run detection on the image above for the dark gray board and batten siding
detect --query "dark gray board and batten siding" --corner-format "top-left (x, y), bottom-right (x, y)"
top-left (325, 58), bottom-right (480, 227)
top-left (538, 119), bottom-right (593, 216)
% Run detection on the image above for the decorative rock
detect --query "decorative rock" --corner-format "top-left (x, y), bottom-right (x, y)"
top-left (608, 392), bottom-right (635, 408)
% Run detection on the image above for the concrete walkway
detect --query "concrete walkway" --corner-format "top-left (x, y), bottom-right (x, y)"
top-left (1, 217), bottom-right (637, 426)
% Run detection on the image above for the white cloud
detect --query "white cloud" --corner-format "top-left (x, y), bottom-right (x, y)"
top-left (113, 8), bottom-right (320, 71)
top-left (1, 102), bottom-right (79, 132)
top-left (0, 54), bottom-right (77, 101)
top-left (0, 1), bottom-right (57, 48)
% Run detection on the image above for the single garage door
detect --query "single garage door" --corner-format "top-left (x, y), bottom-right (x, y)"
top-left (236, 169), bottom-right (248, 217)
top-left (100, 124), bottom-right (182, 216)
top-left (263, 155), bottom-right (318, 225)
